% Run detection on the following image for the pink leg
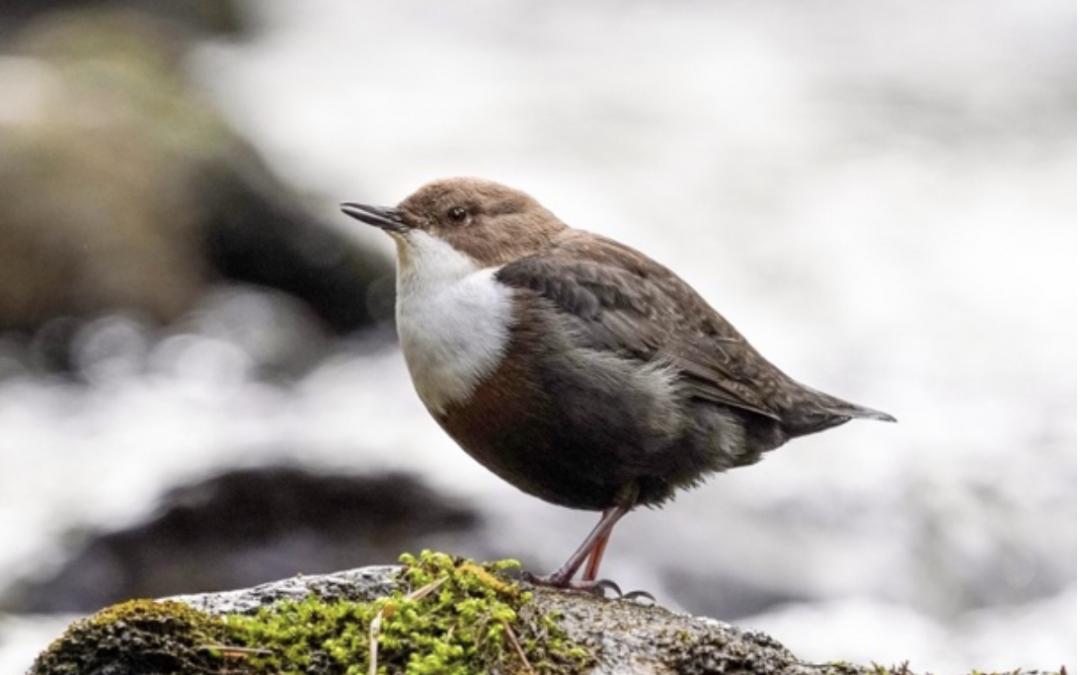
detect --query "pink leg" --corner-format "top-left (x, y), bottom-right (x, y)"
top-left (583, 508), bottom-right (615, 582)
top-left (524, 490), bottom-right (634, 591)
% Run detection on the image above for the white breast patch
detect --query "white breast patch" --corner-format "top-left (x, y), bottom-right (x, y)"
top-left (394, 231), bottom-right (514, 414)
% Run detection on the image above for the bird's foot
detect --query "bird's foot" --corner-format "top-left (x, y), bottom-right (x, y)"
top-left (522, 571), bottom-right (655, 603)
top-left (522, 571), bottom-right (620, 596)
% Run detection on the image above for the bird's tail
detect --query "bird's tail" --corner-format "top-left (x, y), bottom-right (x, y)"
top-left (781, 381), bottom-right (896, 437)
top-left (822, 399), bottom-right (897, 423)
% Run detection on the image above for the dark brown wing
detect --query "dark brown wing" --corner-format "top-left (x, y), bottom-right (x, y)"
top-left (495, 229), bottom-right (789, 421)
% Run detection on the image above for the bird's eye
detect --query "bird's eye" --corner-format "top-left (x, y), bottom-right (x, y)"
top-left (447, 206), bottom-right (468, 222)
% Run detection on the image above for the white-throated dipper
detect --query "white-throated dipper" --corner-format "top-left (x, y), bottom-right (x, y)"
top-left (341, 177), bottom-right (895, 592)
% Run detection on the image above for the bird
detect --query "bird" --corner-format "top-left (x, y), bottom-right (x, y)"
top-left (341, 177), bottom-right (895, 593)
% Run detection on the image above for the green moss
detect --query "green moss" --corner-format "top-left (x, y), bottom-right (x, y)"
top-left (31, 551), bottom-right (594, 675)
top-left (31, 598), bottom-right (231, 675)
top-left (225, 551), bottom-right (593, 674)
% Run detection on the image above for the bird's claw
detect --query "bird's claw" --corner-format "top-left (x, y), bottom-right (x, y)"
top-left (590, 578), bottom-right (622, 597)
top-left (621, 589), bottom-right (656, 604)
top-left (522, 572), bottom-right (654, 603)
top-left (522, 571), bottom-right (615, 596)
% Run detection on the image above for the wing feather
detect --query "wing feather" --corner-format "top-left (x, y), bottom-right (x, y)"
top-left (495, 231), bottom-right (783, 421)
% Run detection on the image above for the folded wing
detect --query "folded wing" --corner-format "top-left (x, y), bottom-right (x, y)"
top-left (495, 230), bottom-right (790, 422)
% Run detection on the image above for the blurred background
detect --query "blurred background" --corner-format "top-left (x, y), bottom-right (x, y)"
top-left (0, 0), bottom-right (1074, 671)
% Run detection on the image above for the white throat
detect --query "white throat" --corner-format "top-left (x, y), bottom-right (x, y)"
top-left (393, 230), bottom-right (514, 414)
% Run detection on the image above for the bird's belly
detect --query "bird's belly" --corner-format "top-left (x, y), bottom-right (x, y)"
top-left (435, 338), bottom-right (700, 510)
top-left (437, 390), bottom-right (626, 510)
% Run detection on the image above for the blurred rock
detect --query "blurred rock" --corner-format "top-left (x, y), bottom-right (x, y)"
top-left (0, 9), bottom-right (394, 340)
top-left (4, 466), bottom-right (483, 614)
top-left (664, 567), bottom-right (805, 620)
top-left (0, 0), bottom-right (245, 42)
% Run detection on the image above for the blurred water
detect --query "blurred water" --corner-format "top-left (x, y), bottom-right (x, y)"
top-left (1, 0), bottom-right (1075, 672)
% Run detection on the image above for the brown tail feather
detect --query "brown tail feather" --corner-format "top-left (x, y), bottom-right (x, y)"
top-left (780, 382), bottom-right (896, 437)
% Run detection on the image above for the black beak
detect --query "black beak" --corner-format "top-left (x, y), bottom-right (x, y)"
top-left (340, 203), bottom-right (406, 233)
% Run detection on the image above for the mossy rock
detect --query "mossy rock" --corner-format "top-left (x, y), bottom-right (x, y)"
top-left (30, 552), bottom-right (590, 675)
top-left (30, 599), bottom-right (228, 675)
top-left (28, 551), bottom-right (1062, 675)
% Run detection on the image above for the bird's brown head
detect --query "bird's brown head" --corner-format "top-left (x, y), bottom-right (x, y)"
top-left (342, 178), bottom-right (566, 267)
